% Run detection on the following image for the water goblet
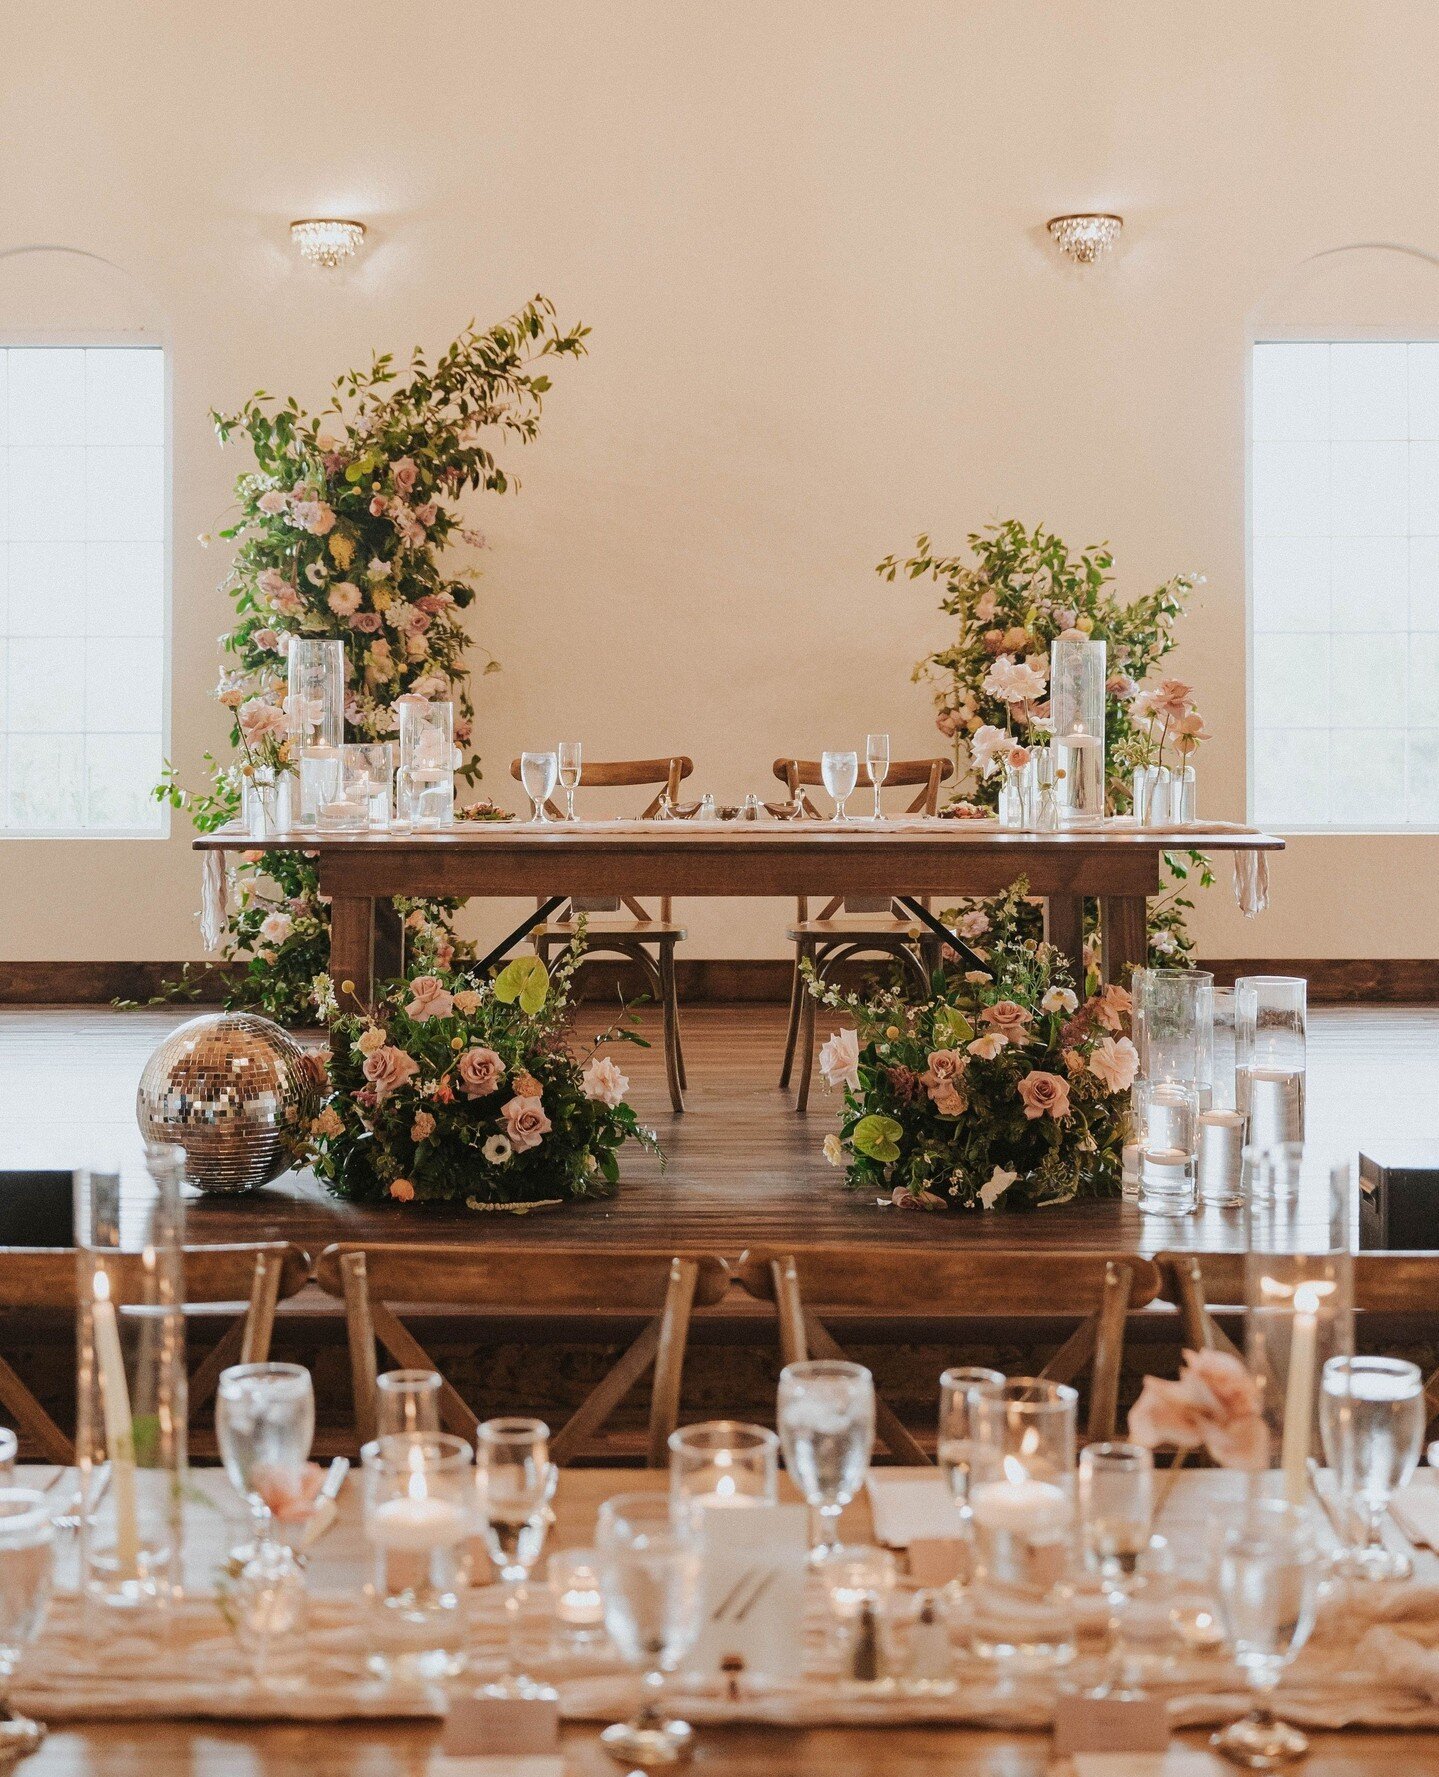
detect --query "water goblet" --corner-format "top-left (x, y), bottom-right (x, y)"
top-left (375, 1369), bottom-right (443, 1441)
top-left (557, 741), bottom-right (582, 821)
top-left (820, 750), bottom-right (859, 822)
top-left (520, 752), bottom-right (558, 823)
top-left (475, 1417), bottom-right (558, 1700)
top-left (938, 1367), bottom-right (1005, 1530)
top-left (1211, 1499), bottom-right (1321, 1769)
top-left (1078, 1441), bottom-right (1155, 1696)
top-left (1320, 1354), bottom-right (1425, 1581)
top-left (777, 1359), bottom-right (875, 1562)
top-left (0, 1431), bottom-right (16, 1487)
top-left (865, 733), bottom-right (890, 820)
top-left (0, 1490), bottom-right (55, 1758)
top-left (595, 1491), bottom-right (703, 1768)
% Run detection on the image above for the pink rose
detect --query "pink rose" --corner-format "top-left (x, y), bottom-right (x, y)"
top-left (362, 1045), bottom-right (420, 1103)
top-left (959, 910), bottom-right (990, 941)
top-left (238, 698), bottom-right (288, 744)
top-left (501, 1094), bottom-right (552, 1152)
top-left (414, 594), bottom-right (450, 615)
top-left (404, 975), bottom-right (454, 1022)
top-left (457, 1046), bottom-right (504, 1100)
top-left (581, 1056), bottom-right (630, 1107)
top-left (251, 627), bottom-right (281, 653)
top-left (1107, 672), bottom-right (1137, 699)
top-left (1129, 1349), bottom-right (1268, 1471)
top-left (919, 1049), bottom-right (966, 1107)
top-left (250, 1460), bottom-right (325, 1524)
top-left (257, 568), bottom-right (288, 600)
top-left (290, 499), bottom-right (335, 536)
top-left (370, 494), bottom-right (389, 517)
top-left (935, 709), bottom-right (962, 738)
top-left (350, 611), bottom-right (383, 633)
top-left (981, 1000), bottom-right (1033, 1043)
top-left (409, 673), bottom-right (451, 699)
top-left (1087, 983), bottom-right (1133, 1034)
top-left (1017, 1071), bottom-right (1071, 1121)
top-left (327, 581), bottom-right (361, 616)
top-left (818, 1029), bottom-right (861, 1091)
top-left (272, 586), bottom-right (305, 618)
top-left (1088, 1035), bottom-right (1139, 1093)
top-left (256, 489), bottom-right (289, 516)
top-left (391, 457), bottom-right (419, 494)
top-left (415, 502), bottom-right (438, 527)
top-left (974, 590), bottom-right (998, 621)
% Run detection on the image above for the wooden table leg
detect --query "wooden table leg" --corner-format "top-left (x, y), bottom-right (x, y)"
top-left (1102, 895), bottom-right (1149, 989)
top-left (329, 896), bottom-right (375, 1011)
top-left (1045, 895), bottom-right (1086, 993)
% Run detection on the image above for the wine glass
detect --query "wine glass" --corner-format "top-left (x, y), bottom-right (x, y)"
top-left (557, 741), bottom-right (582, 821)
top-left (595, 1491), bottom-right (703, 1768)
top-left (1211, 1499), bottom-right (1320, 1769)
top-left (938, 1367), bottom-right (1005, 1529)
top-left (475, 1417), bottom-right (558, 1700)
top-left (375, 1369), bottom-right (442, 1441)
top-left (519, 751), bottom-right (558, 823)
top-left (820, 751), bottom-right (859, 823)
top-left (865, 733), bottom-right (890, 821)
top-left (777, 1359), bottom-right (874, 1562)
top-left (1320, 1354), bottom-right (1425, 1581)
top-left (1078, 1441), bottom-right (1155, 1696)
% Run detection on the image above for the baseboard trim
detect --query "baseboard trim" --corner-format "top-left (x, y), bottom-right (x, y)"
top-left (4, 956), bottom-right (1437, 1008)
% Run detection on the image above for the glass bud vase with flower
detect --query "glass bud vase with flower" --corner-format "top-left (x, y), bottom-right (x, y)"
top-left (1131, 677), bottom-right (1208, 827)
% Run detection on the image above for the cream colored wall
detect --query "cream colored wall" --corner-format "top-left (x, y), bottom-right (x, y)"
top-left (2, 0), bottom-right (1436, 963)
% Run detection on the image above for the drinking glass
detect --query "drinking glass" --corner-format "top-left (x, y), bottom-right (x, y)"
top-left (557, 741), bottom-right (582, 821)
top-left (1211, 1499), bottom-right (1320, 1769)
top-left (595, 1491), bottom-right (703, 1768)
top-left (820, 751), bottom-right (859, 823)
top-left (865, 733), bottom-right (890, 820)
top-left (938, 1367), bottom-right (1005, 1525)
top-left (668, 1421), bottom-right (779, 1511)
top-left (1320, 1355), bottom-right (1425, 1581)
top-left (520, 752), bottom-right (559, 824)
top-left (375, 1370), bottom-right (442, 1441)
top-left (777, 1360), bottom-right (875, 1562)
top-left (1079, 1442), bottom-right (1155, 1696)
top-left (475, 1417), bottom-right (558, 1700)
top-left (0, 1490), bottom-right (55, 1757)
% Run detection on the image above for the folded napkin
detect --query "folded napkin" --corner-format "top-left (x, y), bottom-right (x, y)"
top-left (865, 1476), bottom-right (961, 1548)
top-left (1392, 1479), bottom-right (1439, 1551)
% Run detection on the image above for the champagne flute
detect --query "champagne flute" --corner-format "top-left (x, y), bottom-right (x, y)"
top-left (1320, 1355), bottom-right (1425, 1581)
top-left (1211, 1499), bottom-right (1320, 1769)
top-left (375, 1369), bottom-right (442, 1441)
top-left (0, 1491), bottom-right (54, 1758)
top-left (557, 741), bottom-right (582, 822)
top-left (777, 1359), bottom-right (874, 1562)
top-left (595, 1491), bottom-right (703, 1767)
top-left (938, 1367), bottom-right (1005, 1528)
top-left (1078, 1441), bottom-right (1155, 1696)
top-left (519, 751), bottom-right (558, 823)
top-left (820, 750), bottom-right (859, 823)
top-left (865, 732), bottom-right (890, 821)
top-left (475, 1417), bottom-right (558, 1700)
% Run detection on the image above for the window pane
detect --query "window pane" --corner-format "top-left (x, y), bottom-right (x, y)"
top-left (0, 347), bottom-right (165, 833)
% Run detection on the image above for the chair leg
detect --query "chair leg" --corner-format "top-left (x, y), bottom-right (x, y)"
top-left (672, 982), bottom-right (688, 1091)
top-left (658, 942), bottom-right (685, 1114)
top-left (779, 947), bottom-right (805, 1088)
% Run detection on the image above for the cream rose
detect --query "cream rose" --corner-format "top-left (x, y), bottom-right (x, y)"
top-left (581, 1056), bottom-right (630, 1107)
top-left (259, 911), bottom-right (293, 945)
top-left (1088, 1035), bottom-right (1139, 1093)
top-left (818, 1029), bottom-right (861, 1091)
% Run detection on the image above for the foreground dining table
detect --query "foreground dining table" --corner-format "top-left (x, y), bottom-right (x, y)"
top-left (195, 818), bottom-right (1283, 1007)
top-left (16, 1464), bottom-right (1439, 1775)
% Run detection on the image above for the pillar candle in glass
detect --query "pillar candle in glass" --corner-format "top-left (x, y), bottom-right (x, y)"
top-left (287, 641), bottom-right (345, 827)
top-left (1235, 976), bottom-right (1306, 1149)
top-left (1049, 637), bottom-right (1106, 827)
top-left (395, 700), bottom-right (455, 830)
top-left (1134, 968), bottom-right (1214, 1106)
top-left (341, 742), bottom-right (393, 830)
top-left (668, 1421), bottom-right (779, 1511)
top-left (362, 1432), bottom-right (476, 1679)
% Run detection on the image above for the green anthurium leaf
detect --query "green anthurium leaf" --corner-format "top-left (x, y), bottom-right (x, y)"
top-left (852, 1115), bottom-right (903, 1164)
top-left (492, 954), bottom-right (549, 1014)
top-left (932, 1006), bottom-right (974, 1049)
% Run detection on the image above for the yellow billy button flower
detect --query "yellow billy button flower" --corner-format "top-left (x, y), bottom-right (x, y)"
top-left (885, 1026), bottom-right (901, 1040)
top-left (1076, 614), bottom-right (1094, 633)
top-left (451, 1036), bottom-right (465, 1051)
top-left (341, 980), bottom-right (355, 996)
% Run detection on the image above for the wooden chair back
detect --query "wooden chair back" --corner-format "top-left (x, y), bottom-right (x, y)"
top-left (508, 755), bottom-right (694, 920)
top-left (771, 757), bottom-right (953, 919)
top-left (0, 1243), bottom-right (311, 1462)
top-left (315, 1243), bottom-right (731, 1465)
top-left (737, 1247), bottom-right (1162, 1459)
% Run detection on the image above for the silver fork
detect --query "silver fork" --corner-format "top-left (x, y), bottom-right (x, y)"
top-left (52, 1464), bottom-right (110, 1533)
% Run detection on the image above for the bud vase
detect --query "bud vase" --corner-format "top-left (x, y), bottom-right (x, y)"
top-left (244, 767), bottom-right (291, 840)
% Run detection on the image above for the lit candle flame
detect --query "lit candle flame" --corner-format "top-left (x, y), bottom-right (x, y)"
top-left (406, 1441), bottom-right (429, 1503)
top-left (1002, 1454), bottom-right (1028, 1486)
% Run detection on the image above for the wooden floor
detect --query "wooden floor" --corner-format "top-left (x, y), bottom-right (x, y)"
top-left (4, 998), bottom-right (1437, 1259)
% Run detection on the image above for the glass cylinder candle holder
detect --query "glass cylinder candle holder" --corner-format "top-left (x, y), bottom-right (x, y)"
top-left (668, 1421), bottom-right (779, 1512)
top-left (1197, 1108), bottom-right (1247, 1207)
top-left (342, 742), bottom-right (394, 830)
top-left (548, 1547), bottom-right (607, 1651)
top-left (74, 1146), bottom-right (187, 1627)
top-left (362, 1432), bottom-right (476, 1680)
top-left (395, 701), bottom-right (455, 830)
top-left (1236, 977), bottom-right (1307, 1149)
top-left (1246, 1251), bottom-right (1354, 1508)
top-left (1137, 1081), bottom-right (1198, 1216)
top-left (1133, 968), bottom-right (1214, 1099)
top-left (297, 746), bottom-right (343, 831)
top-left (286, 639), bottom-right (345, 751)
top-left (1050, 637), bottom-right (1106, 828)
top-left (968, 1380), bottom-right (1077, 1668)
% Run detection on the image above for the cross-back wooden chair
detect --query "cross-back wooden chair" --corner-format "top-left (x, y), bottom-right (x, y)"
top-left (0, 1242), bottom-right (311, 1462)
top-left (737, 1247), bottom-right (1161, 1460)
top-left (509, 754), bottom-right (694, 1113)
top-left (315, 1243), bottom-right (731, 1465)
top-left (1159, 1249), bottom-right (1439, 1438)
top-left (772, 756), bottom-right (954, 1111)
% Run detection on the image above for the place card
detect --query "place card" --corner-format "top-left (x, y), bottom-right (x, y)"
top-left (687, 1502), bottom-right (807, 1684)
top-left (1071, 1755), bottom-right (1217, 1777)
top-left (441, 1692), bottom-right (560, 1759)
top-left (430, 1761), bottom-right (563, 1777)
top-left (1392, 1474), bottom-right (1439, 1550)
top-left (865, 1475), bottom-right (959, 1547)
top-left (1052, 1691), bottom-right (1171, 1756)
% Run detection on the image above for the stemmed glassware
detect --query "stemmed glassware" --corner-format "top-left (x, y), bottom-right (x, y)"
top-left (520, 752), bottom-right (559, 824)
top-left (1320, 1355), bottom-right (1425, 1581)
top-left (865, 733), bottom-right (890, 821)
top-left (938, 1367), bottom-right (1005, 1531)
top-left (777, 1359), bottom-right (874, 1562)
top-left (1078, 1441), bottom-right (1155, 1696)
top-left (475, 1417), bottom-right (559, 1700)
top-left (0, 1491), bottom-right (55, 1758)
top-left (557, 741), bottom-right (582, 822)
top-left (820, 750), bottom-right (859, 823)
top-left (1211, 1499), bottom-right (1320, 1769)
top-left (375, 1369), bottom-right (443, 1441)
top-left (595, 1492), bottom-right (703, 1768)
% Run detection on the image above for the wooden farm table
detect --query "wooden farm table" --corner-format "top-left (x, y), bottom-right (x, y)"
top-left (195, 819), bottom-right (1283, 1006)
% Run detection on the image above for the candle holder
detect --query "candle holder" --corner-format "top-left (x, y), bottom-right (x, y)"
top-left (1236, 976), bottom-right (1307, 1150)
top-left (342, 742), bottom-right (394, 830)
top-left (361, 1432), bottom-right (476, 1679)
top-left (1133, 968), bottom-right (1214, 1102)
top-left (1050, 637), bottom-right (1106, 827)
top-left (668, 1421), bottom-right (780, 1511)
top-left (73, 1146), bottom-right (187, 1629)
top-left (287, 641), bottom-right (345, 828)
top-left (395, 701), bottom-right (455, 830)
top-left (548, 1547), bottom-right (607, 1652)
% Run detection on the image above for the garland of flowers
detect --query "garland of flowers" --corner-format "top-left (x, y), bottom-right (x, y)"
top-left (807, 882), bottom-right (1137, 1212)
top-left (312, 933), bottom-right (659, 1212)
top-left (881, 519), bottom-right (1214, 968)
top-left (156, 296), bottom-right (587, 1022)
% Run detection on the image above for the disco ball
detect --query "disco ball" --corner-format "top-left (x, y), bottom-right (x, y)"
top-left (137, 1013), bottom-right (323, 1194)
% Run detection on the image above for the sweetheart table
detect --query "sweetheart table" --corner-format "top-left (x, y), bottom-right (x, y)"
top-left (194, 819), bottom-right (1283, 1006)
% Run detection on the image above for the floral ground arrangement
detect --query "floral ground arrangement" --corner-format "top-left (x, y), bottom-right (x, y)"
top-left (310, 938), bottom-right (659, 1213)
top-left (808, 885), bottom-right (1138, 1212)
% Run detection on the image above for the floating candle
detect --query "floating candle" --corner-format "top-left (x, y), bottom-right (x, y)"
top-left (369, 1493), bottom-right (471, 1553)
